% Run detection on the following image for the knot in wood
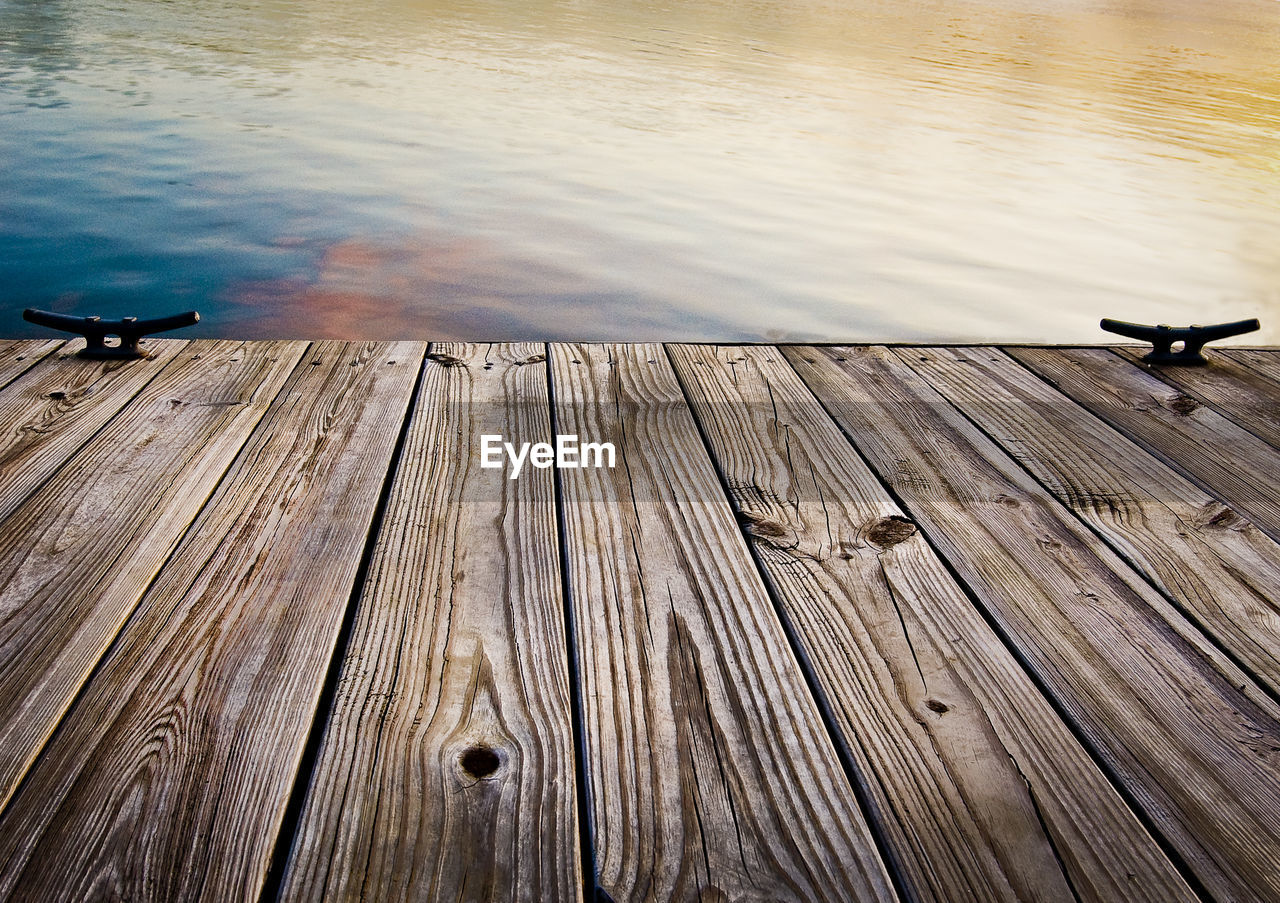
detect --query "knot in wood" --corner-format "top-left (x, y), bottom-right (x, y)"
top-left (925, 699), bottom-right (950, 714)
top-left (736, 510), bottom-right (788, 538)
top-left (459, 745), bottom-right (501, 778)
top-left (867, 515), bottom-right (916, 548)
top-left (1194, 504), bottom-right (1242, 530)
top-left (1168, 393), bottom-right (1199, 417)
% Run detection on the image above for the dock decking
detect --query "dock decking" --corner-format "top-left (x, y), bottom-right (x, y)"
top-left (0, 338), bottom-right (1277, 902)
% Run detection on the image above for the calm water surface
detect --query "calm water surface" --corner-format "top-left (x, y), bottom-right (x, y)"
top-left (2, 0), bottom-right (1279, 341)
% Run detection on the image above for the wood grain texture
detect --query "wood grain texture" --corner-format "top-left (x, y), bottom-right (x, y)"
top-left (1009, 347), bottom-right (1280, 544)
top-left (784, 344), bottom-right (1280, 903)
top-left (551, 343), bottom-right (897, 903)
top-left (1222, 348), bottom-right (1280, 392)
top-left (0, 341), bottom-right (422, 903)
top-left (282, 343), bottom-right (581, 903)
top-left (0, 340), bottom-right (62, 390)
top-left (1113, 346), bottom-right (1280, 450)
top-left (668, 344), bottom-right (1193, 903)
top-left (903, 346), bottom-right (1280, 699)
top-left (0, 338), bottom-right (186, 526)
top-left (0, 340), bottom-right (305, 814)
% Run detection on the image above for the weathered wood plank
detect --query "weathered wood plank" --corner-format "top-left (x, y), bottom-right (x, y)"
top-left (0, 340), bottom-right (305, 815)
top-left (0, 340), bottom-right (62, 390)
top-left (0, 339), bottom-right (186, 526)
top-left (282, 343), bottom-right (581, 902)
top-left (784, 345), bottom-right (1280, 903)
top-left (668, 344), bottom-right (1194, 903)
top-left (1009, 347), bottom-right (1280, 544)
top-left (904, 346), bottom-right (1280, 699)
top-left (1222, 348), bottom-right (1280, 391)
top-left (1113, 346), bottom-right (1280, 450)
top-left (0, 341), bottom-right (422, 903)
top-left (551, 343), bottom-right (897, 903)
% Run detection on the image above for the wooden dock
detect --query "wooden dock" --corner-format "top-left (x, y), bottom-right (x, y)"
top-left (0, 338), bottom-right (1277, 902)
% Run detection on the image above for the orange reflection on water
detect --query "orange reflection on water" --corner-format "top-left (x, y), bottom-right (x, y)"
top-left (225, 233), bottom-right (624, 339)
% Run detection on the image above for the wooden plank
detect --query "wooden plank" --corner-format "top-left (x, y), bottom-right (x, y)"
top-left (1009, 347), bottom-right (1280, 544)
top-left (0, 341), bottom-right (422, 903)
top-left (1114, 346), bottom-right (1280, 450)
top-left (0, 339), bottom-right (186, 526)
top-left (0, 340), bottom-right (62, 390)
top-left (904, 346), bottom-right (1280, 699)
top-left (0, 340), bottom-right (306, 814)
top-left (281, 343), bottom-right (581, 902)
top-left (668, 344), bottom-right (1194, 903)
top-left (551, 343), bottom-right (897, 902)
top-left (1222, 348), bottom-right (1280, 390)
top-left (783, 345), bottom-right (1280, 903)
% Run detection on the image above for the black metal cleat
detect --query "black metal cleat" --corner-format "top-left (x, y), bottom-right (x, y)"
top-left (23, 309), bottom-right (200, 359)
top-left (1099, 317), bottom-right (1260, 366)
